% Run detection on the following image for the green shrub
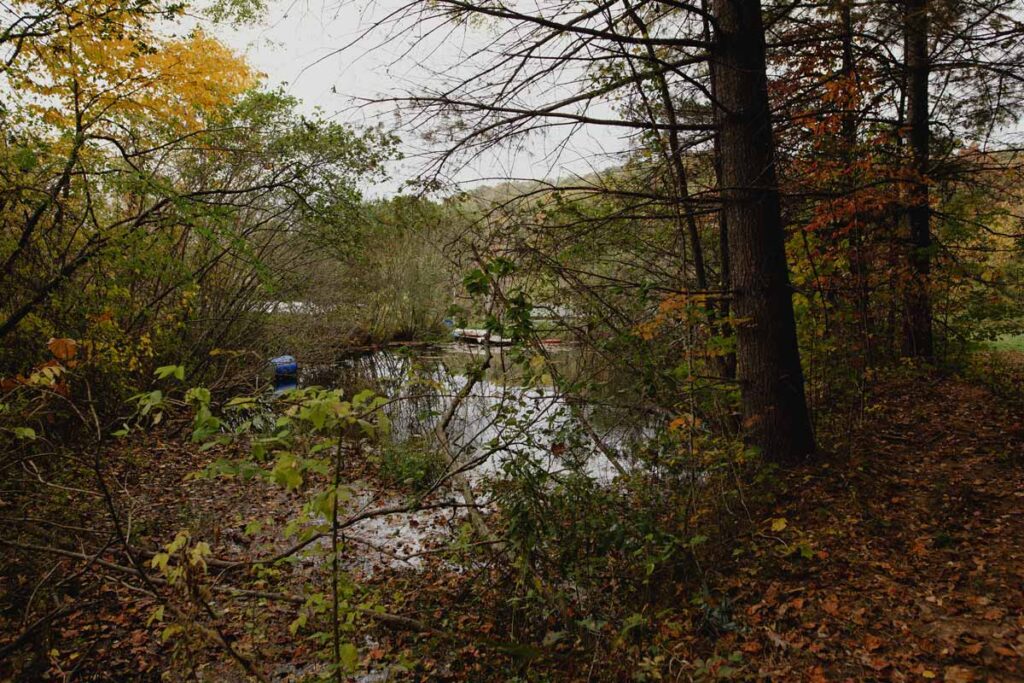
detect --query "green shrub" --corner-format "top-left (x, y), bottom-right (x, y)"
top-left (374, 438), bottom-right (446, 492)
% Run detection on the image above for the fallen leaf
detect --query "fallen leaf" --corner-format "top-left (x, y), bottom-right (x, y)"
top-left (47, 337), bottom-right (77, 361)
top-left (822, 594), bottom-right (840, 616)
top-left (944, 665), bottom-right (974, 682)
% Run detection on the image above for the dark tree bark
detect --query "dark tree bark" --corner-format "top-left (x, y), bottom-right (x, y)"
top-left (838, 0), bottom-right (874, 364)
top-left (901, 0), bottom-right (934, 358)
top-left (710, 0), bottom-right (815, 463)
top-left (703, 0), bottom-right (736, 381)
top-left (713, 122), bottom-right (738, 382)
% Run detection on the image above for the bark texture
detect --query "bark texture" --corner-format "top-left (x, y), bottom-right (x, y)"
top-left (710, 0), bottom-right (815, 463)
top-left (901, 0), bottom-right (934, 358)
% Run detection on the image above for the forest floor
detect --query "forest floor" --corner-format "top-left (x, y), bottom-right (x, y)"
top-left (2, 359), bottom-right (1023, 681)
top-left (692, 363), bottom-right (1024, 681)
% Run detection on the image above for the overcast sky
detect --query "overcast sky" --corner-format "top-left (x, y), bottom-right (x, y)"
top-left (219, 0), bottom-right (626, 195)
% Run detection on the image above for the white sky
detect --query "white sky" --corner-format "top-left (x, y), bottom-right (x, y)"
top-left (218, 0), bottom-right (627, 195)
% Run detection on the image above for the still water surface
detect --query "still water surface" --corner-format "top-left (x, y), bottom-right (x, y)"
top-left (277, 344), bottom-right (655, 482)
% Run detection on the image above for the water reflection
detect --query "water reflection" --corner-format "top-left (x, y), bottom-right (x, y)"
top-left (272, 376), bottom-right (298, 394)
top-left (295, 345), bottom-right (656, 482)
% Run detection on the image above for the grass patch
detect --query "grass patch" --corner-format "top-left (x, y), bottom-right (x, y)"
top-left (984, 333), bottom-right (1024, 353)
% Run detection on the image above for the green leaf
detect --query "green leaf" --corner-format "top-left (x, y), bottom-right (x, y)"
top-left (146, 606), bottom-right (165, 626)
top-left (271, 455), bottom-right (303, 489)
top-left (352, 388), bottom-right (375, 407)
top-left (620, 612), bottom-right (646, 636)
top-left (155, 365), bottom-right (185, 381)
top-left (13, 146), bottom-right (38, 171)
top-left (289, 612), bottom-right (307, 635)
top-left (339, 642), bottom-right (359, 672)
top-left (13, 427), bottom-right (36, 440)
top-left (150, 553), bottom-right (170, 571)
top-left (309, 440), bottom-right (336, 454)
top-left (462, 268), bottom-right (490, 296)
top-left (185, 387), bottom-right (211, 405)
top-left (226, 396), bottom-right (257, 409)
top-left (301, 402), bottom-right (329, 430)
top-left (161, 624), bottom-right (183, 642)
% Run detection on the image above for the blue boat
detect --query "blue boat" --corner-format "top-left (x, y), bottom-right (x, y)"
top-left (269, 354), bottom-right (298, 376)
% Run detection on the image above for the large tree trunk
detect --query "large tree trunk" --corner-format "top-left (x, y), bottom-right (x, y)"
top-left (710, 0), bottom-right (815, 463)
top-left (901, 0), bottom-right (934, 358)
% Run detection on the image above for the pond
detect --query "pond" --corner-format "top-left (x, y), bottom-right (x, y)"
top-left (258, 345), bottom-right (669, 586)
top-left (278, 344), bottom-right (657, 483)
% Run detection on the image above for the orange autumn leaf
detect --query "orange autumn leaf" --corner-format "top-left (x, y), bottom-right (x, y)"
top-left (47, 338), bottom-right (78, 361)
top-left (821, 594), bottom-right (840, 616)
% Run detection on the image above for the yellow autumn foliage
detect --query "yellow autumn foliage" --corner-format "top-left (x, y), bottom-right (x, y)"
top-left (7, 0), bottom-right (256, 134)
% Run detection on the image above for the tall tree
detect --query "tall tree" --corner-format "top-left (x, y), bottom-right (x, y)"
top-left (711, 0), bottom-right (816, 462)
top-left (902, 0), bottom-right (934, 358)
top-left (367, 0), bottom-right (823, 461)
